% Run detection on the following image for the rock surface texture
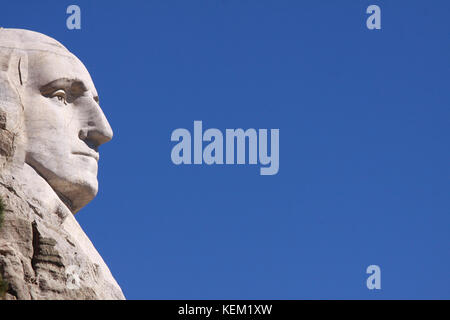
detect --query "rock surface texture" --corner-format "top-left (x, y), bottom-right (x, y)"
top-left (0, 28), bottom-right (124, 300)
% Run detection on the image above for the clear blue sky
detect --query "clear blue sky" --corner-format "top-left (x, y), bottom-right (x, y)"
top-left (1, 0), bottom-right (449, 299)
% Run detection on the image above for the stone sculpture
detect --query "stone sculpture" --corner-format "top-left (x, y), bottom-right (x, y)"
top-left (0, 28), bottom-right (124, 299)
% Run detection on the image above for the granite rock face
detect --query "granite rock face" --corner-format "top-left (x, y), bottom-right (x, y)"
top-left (0, 29), bottom-right (124, 300)
top-left (0, 172), bottom-right (124, 300)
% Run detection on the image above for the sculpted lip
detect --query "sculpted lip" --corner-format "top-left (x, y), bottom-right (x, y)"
top-left (72, 151), bottom-right (99, 161)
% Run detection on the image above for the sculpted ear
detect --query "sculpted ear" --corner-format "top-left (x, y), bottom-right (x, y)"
top-left (8, 50), bottom-right (28, 87)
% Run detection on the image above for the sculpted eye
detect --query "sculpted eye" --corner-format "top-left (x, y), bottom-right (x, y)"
top-left (51, 89), bottom-right (67, 105)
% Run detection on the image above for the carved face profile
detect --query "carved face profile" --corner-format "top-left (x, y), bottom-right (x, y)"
top-left (0, 28), bottom-right (113, 213)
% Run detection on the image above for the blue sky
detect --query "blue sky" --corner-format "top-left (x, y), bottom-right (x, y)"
top-left (1, 0), bottom-right (449, 299)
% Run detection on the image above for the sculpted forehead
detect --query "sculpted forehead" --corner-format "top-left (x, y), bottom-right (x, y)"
top-left (27, 52), bottom-right (97, 96)
top-left (0, 29), bottom-right (96, 95)
top-left (0, 28), bottom-right (69, 53)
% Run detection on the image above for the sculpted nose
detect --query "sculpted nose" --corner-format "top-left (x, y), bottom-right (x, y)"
top-left (79, 102), bottom-right (113, 148)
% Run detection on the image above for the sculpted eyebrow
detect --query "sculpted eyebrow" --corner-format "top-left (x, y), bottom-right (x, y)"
top-left (40, 78), bottom-right (88, 97)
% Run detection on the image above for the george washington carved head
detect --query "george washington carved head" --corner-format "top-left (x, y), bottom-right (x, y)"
top-left (0, 28), bottom-right (113, 213)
